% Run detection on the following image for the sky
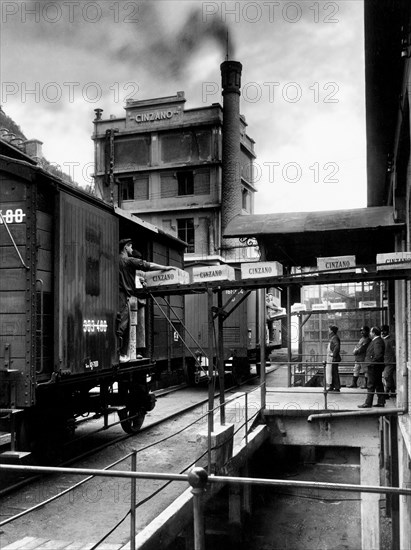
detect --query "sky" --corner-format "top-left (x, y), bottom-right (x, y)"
top-left (0, 0), bottom-right (366, 213)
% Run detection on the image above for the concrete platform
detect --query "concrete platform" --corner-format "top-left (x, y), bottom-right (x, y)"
top-left (264, 386), bottom-right (398, 415)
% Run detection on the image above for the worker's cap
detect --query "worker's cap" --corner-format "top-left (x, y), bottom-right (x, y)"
top-left (329, 325), bottom-right (338, 333)
top-left (360, 326), bottom-right (370, 332)
top-left (381, 324), bottom-right (389, 332)
top-left (119, 238), bottom-right (132, 251)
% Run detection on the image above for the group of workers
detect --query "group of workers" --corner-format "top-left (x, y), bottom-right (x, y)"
top-left (326, 324), bottom-right (396, 408)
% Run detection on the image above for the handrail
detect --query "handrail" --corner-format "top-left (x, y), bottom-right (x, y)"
top-left (1, 463), bottom-right (411, 495)
top-left (35, 279), bottom-right (44, 374)
top-left (1, 463), bottom-right (411, 550)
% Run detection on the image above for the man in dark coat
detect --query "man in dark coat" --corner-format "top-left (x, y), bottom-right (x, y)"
top-left (326, 325), bottom-right (341, 392)
top-left (348, 326), bottom-right (371, 388)
top-left (358, 326), bottom-right (386, 408)
top-left (118, 238), bottom-right (173, 363)
top-left (382, 324), bottom-right (396, 398)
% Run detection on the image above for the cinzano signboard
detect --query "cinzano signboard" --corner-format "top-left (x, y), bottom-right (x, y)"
top-left (376, 252), bottom-right (411, 270)
top-left (317, 255), bottom-right (356, 272)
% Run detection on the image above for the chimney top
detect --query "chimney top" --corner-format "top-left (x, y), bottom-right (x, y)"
top-left (24, 139), bottom-right (43, 159)
top-left (220, 60), bottom-right (242, 95)
top-left (94, 108), bottom-right (103, 121)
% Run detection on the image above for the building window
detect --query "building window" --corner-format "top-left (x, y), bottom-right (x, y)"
top-left (177, 171), bottom-right (194, 195)
top-left (242, 188), bottom-right (250, 212)
top-left (134, 176), bottom-right (149, 200)
top-left (161, 169), bottom-right (211, 198)
top-left (114, 136), bottom-right (150, 168)
top-left (160, 130), bottom-right (212, 164)
top-left (177, 218), bottom-right (195, 253)
top-left (119, 177), bottom-right (134, 201)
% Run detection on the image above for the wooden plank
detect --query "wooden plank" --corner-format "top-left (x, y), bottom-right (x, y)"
top-left (0, 246), bottom-right (28, 267)
top-left (0, 269), bottom-right (26, 291)
top-left (59, 543), bottom-right (95, 550)
top-left (36, 228), bottom-right (53, 250)
top-left (0, 314), bottom-right (26, 336)
top-left (1, 293), bottom-right (26, 314)
top-left (2, 538), bottom-right (50, 550)
top-left (36, 248), bottom-right (52, 271)
top-left (36, 211), bottom-right (52, 232)
top-left (33, 541), bottom-right (79, 550)
top-left (0, 225), bottom-right (27, 246)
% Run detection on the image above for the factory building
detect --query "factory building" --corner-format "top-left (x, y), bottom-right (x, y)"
top-left (92, 61), bottom-right (257, 266)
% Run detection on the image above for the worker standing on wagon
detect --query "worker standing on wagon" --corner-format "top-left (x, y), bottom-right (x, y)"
top-left (118, 238), bottom-right (173, 363)
top-left (266, 291), bottom-right (280, 344)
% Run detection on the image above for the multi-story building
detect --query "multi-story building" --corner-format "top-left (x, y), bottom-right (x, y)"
top-left (92, 62), bottom-right (257, 266)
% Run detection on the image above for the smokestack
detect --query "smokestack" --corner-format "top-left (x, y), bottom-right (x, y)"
top-left (24, 139), bottom-right (43, 159)
top-left (220, 60), bottom-right (242, 255)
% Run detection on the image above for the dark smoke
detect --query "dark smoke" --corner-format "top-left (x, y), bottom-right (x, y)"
top-left (114, 5), bottom-right (234, 77)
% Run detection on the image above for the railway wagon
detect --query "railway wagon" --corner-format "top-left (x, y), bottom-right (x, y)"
top-left (184, 287), bottom-right (250, 383)
top-left (0, 149), bottom-right (185, 459)
top-left (184, 284), bottom-right (282, 383)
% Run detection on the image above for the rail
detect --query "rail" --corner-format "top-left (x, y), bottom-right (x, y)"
top-left (0, 383), bottom-right (262, 549)
top-left (1, 462), bottom-right (411, 550)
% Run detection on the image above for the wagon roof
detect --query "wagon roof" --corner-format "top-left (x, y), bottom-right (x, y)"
top-left (114, 206), bottom-right (187, 247)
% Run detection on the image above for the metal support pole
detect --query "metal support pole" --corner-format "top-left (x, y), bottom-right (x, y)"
top-left (390, 416), bottom-right (400, 550)
top-left (259, 288), bottom-right (266, 409)
top-left (217, 290), bottom-right (226, 425)
top-left (322, 360), bottom-right (328, 410)
top-left (10, 412), bottom-right (16, 452)
top-left (207, 289), bottom-right (214, 473)
top-left (130, 450), bottom-right (137, 550)
top-left (188, 467), bottom-right (208, 550)
top-left (287, 286), bottom-right (292, 387)
top-left (245, 391), bottom-right (249, 447)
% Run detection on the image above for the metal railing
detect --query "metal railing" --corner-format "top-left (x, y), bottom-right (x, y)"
top-left (1, 461), bottom-right (411, 550)
top-left (265, 359), bottom-right (399, 412)
top-left (1, 361), bottom-right (404, 549)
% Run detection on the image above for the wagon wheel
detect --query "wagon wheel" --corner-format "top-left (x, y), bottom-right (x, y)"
top-left (118, 406), bottom-right (146, 434)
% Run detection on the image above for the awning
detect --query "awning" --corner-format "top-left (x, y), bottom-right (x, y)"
top-left (224, 206), bottom-right (405, 267)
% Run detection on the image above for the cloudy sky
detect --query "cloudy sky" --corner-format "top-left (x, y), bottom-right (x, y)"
top-left (1, 0), bottom-right (366, 213)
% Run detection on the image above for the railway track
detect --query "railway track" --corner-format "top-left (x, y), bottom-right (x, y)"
top-left (0, 369), bottom-right (261, 503)
top-left (0, 372), bottom-right (262, 549)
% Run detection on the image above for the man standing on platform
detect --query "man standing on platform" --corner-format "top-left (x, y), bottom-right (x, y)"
top-left (348, 326), bottom-right (371, 388)
top-left (358, 326), bottom-right (386, 408)
top-left (326, 325), bottom-right (341, 392)
top-left (382, 324), bottom-right (396, 399)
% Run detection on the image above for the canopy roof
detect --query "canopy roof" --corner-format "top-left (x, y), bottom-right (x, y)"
top-left (224, 206), bottom-right (404, 267)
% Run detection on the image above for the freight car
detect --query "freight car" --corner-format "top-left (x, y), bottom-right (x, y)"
top-left (0, 143), bottom-right (186, 460)
top-left (184, 284), bottom-right (282, 384)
